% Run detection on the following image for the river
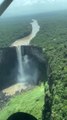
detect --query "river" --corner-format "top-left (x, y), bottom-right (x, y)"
top-left (11, 19), bottom-right (40, 47)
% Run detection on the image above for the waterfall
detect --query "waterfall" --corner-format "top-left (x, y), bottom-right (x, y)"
top-left (16, 46), bottom-right (39, 84)
top-left (16, 46), bottom-right (24, 82)
top-left (16, 46), bottom-right (23, 74)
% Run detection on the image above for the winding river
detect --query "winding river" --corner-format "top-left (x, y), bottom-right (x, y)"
top-left (11, 19), bottom-right (40, 47)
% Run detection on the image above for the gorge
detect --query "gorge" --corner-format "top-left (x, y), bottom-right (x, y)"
top-left (0, 19), bottom-right (47, 95)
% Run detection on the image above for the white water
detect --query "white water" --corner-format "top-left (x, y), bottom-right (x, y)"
top-left (30, 19), bottom-right (40, 39)
top-left (16, 46), bottom-right (30, 82)
top-left (16, 46), bottom-right (24, 82)
top-left (13, 19), bottom-right (40, 83)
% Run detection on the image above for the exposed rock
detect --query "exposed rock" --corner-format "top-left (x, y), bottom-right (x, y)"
top-left (0, 91), bottom-right (10, 109)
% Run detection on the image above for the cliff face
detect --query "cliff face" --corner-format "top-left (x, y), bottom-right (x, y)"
top-left (0, 45), bottom-right (47, 90)
top-left (0, 47), bottom-right (17, 90)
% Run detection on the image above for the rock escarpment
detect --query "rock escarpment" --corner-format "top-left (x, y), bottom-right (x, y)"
top-left (0, 45), bottom-right (48, 90)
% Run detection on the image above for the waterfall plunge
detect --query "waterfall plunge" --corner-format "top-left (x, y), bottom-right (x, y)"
top-left (16, 46), bottom-right (39, 84)
top-left (16, 46), bottom-right (24, 82)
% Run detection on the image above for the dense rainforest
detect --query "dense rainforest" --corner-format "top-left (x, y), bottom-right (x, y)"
top-left (31, 11), bottom-right (67, 120)
top-left (0, 11), bottom-right (67, 120)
